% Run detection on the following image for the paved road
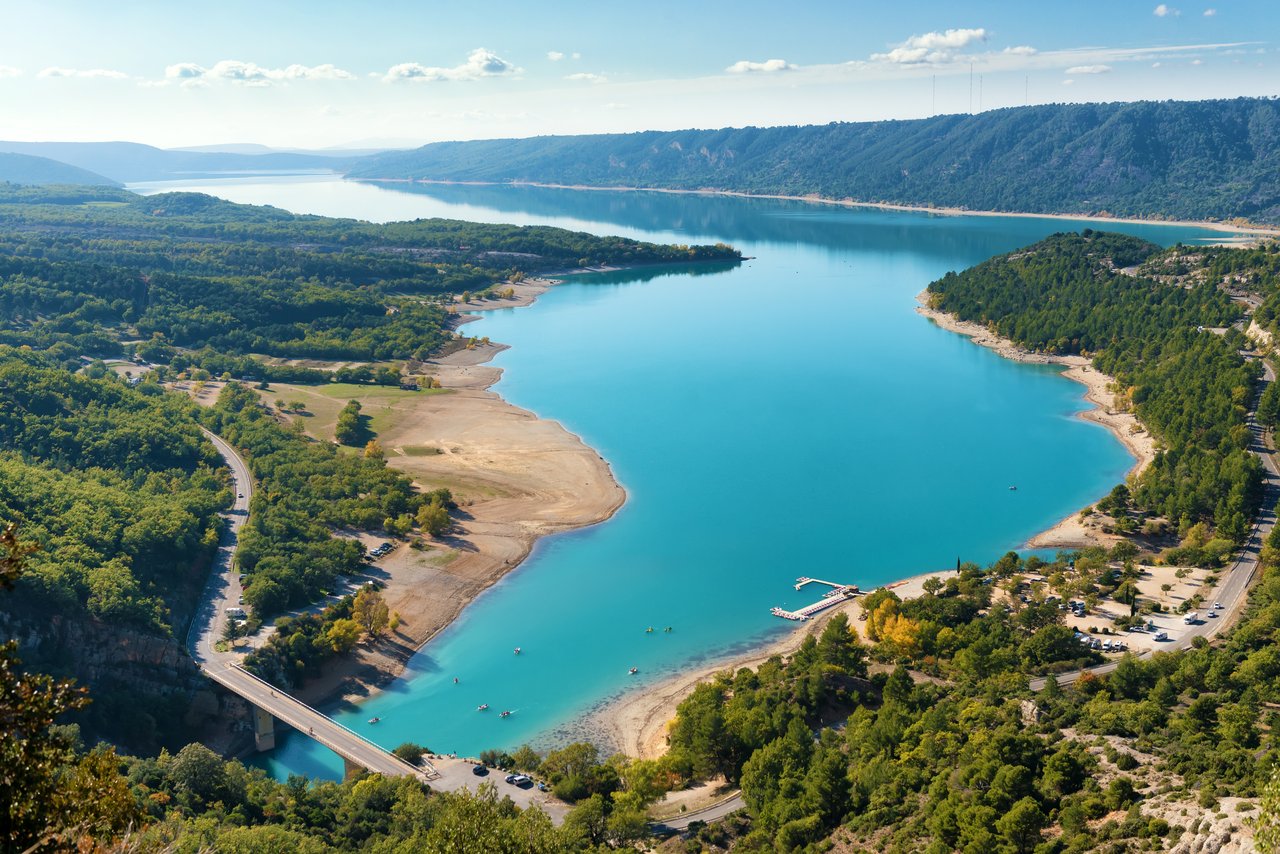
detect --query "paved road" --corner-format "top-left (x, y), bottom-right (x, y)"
top-left (651, 792), bottom-right (746, 833)
top-left (1030, 357), bottom-right (1279, 690)
top-left (186, 428), bottom-right (252, 667)
top-left (188, 428), bottom-right (428, 782)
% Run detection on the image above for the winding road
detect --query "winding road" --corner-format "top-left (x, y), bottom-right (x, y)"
top-left (188, 428), bottom-right (430, 781)
top-left (1030, 356), bottom-right (1279, 690)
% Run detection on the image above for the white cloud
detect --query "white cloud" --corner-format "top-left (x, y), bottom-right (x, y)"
top-left (725, 58), bottom-right (795, 73)
top-left (871, 28), bottom-right (988, 65)
top-left (1152, 61), bottom-right (1163, 67)
top-left (164, 60), bottom-right (355, 85)
top-left (384, 48), bottom-right (518, 82)
top-left (1003, 45), bottom-right (1038, 56)
top-left (1154, 4), bottom-right (1180, 16)
top-left (1191, 58), bottom-right (1204, 65)
top-left (1062, 79), bottom-right (1075, 85)
top-left (572, 52), bottom-right (582, 60)
top-left (547, 51), bottom-right (565, 61)
top-left (0, 66), bottom-right (22, 78)
top-left (565, 72), bottom-right (607, 83)
top-left (38, 67), bottom-right (128, 79)
top-left (1065, 64), bottom-right (1111, 74)
top-left (1203, 7), bottom-right (1217, 15)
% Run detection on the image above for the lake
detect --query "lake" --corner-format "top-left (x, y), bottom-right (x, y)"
top-left (133, 174), bottom-right (1247, 779)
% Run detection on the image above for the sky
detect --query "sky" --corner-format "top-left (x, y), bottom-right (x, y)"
top-left (0, 0), bottom-right (1275, 149)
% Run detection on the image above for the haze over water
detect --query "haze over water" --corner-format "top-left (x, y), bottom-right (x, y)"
top-left (134, 176), bottom-right (1246, 780)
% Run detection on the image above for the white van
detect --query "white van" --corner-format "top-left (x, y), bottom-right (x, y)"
top-left (225, 606), bottom-right (247, 619)
top-left (1183, 612), bottom-right (1197, 624)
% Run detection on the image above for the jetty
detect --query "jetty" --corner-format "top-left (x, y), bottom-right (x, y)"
top-left (772, 577), bottom-right (860, 621)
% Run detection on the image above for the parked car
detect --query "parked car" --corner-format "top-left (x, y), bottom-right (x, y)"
top-left (504, 774), bottom-right (517, 784)
top-left (472, 765), bottom-right (489, 776)
top-left (1154, 631), bottom-right (1169, 641)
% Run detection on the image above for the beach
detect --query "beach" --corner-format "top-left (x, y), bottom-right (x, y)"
top-left (914, 293), bottom-right (1156, 550)
top-left (267, 279), bottom-right (627, 709)
top-left (592, 569), bottom-right (957, 759)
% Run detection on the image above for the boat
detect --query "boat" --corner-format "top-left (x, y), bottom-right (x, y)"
top-left (664, 626), bottom-right (673, 633)
top-left (1009, 485), bottom-right (1018, 491)
top-left (500, 710), bottom-right (512, 718)
top-left (368, 717), bottom-right (380, 724)
top-left (477, 703), bottom-right (489, 711)
top-left (513, 647), bottom-right (521, 655)
top-left (629, 667), bottom-right (638, 675)
top-left (645, 626), bottom-right (654, 633)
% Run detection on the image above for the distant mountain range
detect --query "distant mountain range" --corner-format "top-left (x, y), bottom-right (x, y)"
top-left (6, 98), bottom-right (1280, 223)
top-left (0, 140), bottom-right (359, 183)
top-left (348, 97), bottom-right (1280, 224)
top-left (0, 152), bottom-right (121, 187)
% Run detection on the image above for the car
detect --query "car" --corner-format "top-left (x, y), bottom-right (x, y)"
top-left (537, 782), bottom-right (549, 792)
top-left (1154, 631), bottom-right (1169, 641)
top-left (513, 775), bottom-right (533, 788)
top-left (1207, 610), bottom-right (1218, 618)
top-left (237, 492), bottom-right (244, 499)
top-left (472, 765), bottom-right (489, 776)
top-left (1214, 602), bottom-right (1224, 610)
top-left (504, 774), bottom-right (517, 784)
top-left (237, 595), bottom-right (244, 605)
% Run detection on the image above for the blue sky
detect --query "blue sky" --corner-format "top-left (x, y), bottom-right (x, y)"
top-left (0, 0), bottom-right (1274, 148)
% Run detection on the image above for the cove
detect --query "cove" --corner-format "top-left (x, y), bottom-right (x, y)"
top-left (133, 176), bottom-right (1250, 780)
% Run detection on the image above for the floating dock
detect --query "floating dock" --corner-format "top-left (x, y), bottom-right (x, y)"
top-left (772, 577), bottom-right (860, 621)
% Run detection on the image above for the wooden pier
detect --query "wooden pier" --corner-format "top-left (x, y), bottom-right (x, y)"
top-left (772, 577), bottom-right (860, 621)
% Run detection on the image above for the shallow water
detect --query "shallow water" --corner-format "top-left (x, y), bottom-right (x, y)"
top-left (133, 175), bottom-right (1246, 778)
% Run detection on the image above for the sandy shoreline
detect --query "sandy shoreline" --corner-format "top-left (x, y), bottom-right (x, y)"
top-left (592, 569), bottom-right (958, 759)
top-left (288, 276), bottom-right (627, 711)
top-left (360, 177), bottom-right (1280, 239)
top-left (914, 293), bottom-right (1155, 550)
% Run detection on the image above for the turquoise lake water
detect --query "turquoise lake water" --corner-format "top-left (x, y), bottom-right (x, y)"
top-left (135, 176), bottom-right (1248, 780)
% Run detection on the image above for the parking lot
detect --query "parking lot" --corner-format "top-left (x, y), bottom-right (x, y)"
top-left (426, 757), bottom-right (571, 824)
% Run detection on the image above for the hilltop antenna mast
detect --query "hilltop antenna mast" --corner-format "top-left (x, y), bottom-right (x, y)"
top-left (979, 75), bottom-right (983, 112)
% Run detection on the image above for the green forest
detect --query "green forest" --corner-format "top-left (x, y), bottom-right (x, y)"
top-left (929, 230), bottom-right (1265, 542)
top-left (0, 183), bottom-right (739, 361)
top-left (349, 97), bottom-right (1280, 224)
top-left (7, 180), bottom-right (1280, 850)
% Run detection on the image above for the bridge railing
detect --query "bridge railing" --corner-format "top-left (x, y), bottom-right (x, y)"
top-left (216, 663), bottom-right (436, 779)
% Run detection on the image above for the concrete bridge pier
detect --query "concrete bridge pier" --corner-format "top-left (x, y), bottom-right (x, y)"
top-left (252, 705), bottom-right (276, 751)
top-left (343, 757), bottom-right (364, 780)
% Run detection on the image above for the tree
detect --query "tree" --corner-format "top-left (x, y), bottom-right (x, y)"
top-left (1256, 768), bottom-right (1280, 853)
top-left (363, 439), bottom-right (384, 460)
top-left (324, 618), bottom-right (362, 653)
top-left (1, 526), bottom-right (139, 850)
top-left (392, 742), bottom-right (427, 765)
top-left (352, 587), bottom-right (390, 638)
top-left (922, 576), bottom-right (945, 596)
top-left (996, 796), bottom-right (1046, 853)
top-left (167, 743), bottom-right (233, 807)
top-left (417, 498), bottom-right (451, 538)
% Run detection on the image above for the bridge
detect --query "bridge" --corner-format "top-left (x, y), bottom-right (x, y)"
top-left (187, 429), bottom-right (430, 782)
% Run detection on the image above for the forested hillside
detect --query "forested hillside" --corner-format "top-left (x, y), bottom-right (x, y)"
top-left (0, 184), bottom-right (738, 752)
top-left (0, 152), bottom-right (121, 187)
top-left (929, 230), bottom-right (1265, 542)
top-left (0, 183), bottom-right (738, 360)
top-left (350, 97), bottom-right (1280, 223)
